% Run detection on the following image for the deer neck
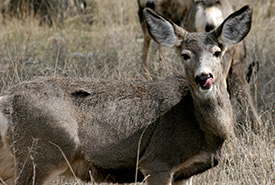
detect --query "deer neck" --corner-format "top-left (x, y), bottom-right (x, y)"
top-left (191, 82), bottom-right (234, 150)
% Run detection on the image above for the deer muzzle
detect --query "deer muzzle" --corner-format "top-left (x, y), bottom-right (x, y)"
top-left (195, 73), bottom-right (214, 90)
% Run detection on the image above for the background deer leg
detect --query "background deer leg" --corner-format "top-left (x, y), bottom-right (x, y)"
top-left (148, 41), bottom-right (159, 67)
top-left (142, 31), bottom-right (151, 70)
top-left (158, 44), bottom-right (165, 77)
top-left (142, 29), bottom-right (153, 80)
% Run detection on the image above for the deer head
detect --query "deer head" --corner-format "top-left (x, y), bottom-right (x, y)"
top-left (143, 5), bottom-right (252, 99)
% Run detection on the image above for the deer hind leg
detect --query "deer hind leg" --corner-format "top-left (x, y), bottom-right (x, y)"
top-left (10, 129), bottom-right (76, 185)
top-left (0, 103), bottom-right (15, 185)
top-left (13, 142), bottom-right (70, 185)
top-left (15, 163), bottom-right (68, 185)
top-left (0, 140), bottom-right (14, 185)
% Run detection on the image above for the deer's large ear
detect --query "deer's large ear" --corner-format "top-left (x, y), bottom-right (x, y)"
top-left (214, 5), bottom-right (252, 48)
top-left (143, 8), bottom-right (186, 48)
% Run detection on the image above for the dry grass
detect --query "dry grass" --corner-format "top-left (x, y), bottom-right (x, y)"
top-left (0, 0), bottom-right (274, 184)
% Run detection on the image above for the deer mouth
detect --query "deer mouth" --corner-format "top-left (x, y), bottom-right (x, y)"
top-left (195, 74), bottom-right (214, 90)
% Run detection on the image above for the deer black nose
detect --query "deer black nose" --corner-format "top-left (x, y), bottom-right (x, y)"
top-left (195, 73), bottom-right (214, 89)
top-left (205, 24), bottom-right (215, 32)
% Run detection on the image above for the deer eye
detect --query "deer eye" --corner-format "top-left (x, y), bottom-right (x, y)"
top-left (181, 50), bottom-right (191, 61)
top-left (212, 46), bottom-right (222, 58)
top-left (214, 51), bottom-right (221, 57)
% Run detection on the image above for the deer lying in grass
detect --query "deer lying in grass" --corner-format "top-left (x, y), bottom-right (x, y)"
top-left (0, 5), bottom-right (252, 185)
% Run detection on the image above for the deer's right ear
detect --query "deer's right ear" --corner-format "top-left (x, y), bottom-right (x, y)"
top-left (143, 8), bottom-right (183, 48)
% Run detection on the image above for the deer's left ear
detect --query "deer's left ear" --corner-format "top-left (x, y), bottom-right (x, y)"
top-left (214, 5), bottom-right (252, 48)
top-left (143, 8), bottom-right (187, 48)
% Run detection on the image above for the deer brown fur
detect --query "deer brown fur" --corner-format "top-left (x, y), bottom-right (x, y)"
top-left (0, 6), bottom-right (253, 185)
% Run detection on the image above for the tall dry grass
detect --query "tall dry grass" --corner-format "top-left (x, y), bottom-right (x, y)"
top-left (0, 0), bottom-right (274, 184)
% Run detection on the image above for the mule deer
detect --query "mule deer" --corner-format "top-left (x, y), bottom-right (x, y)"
top-left (0, 5), bottom-right (252, 185)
